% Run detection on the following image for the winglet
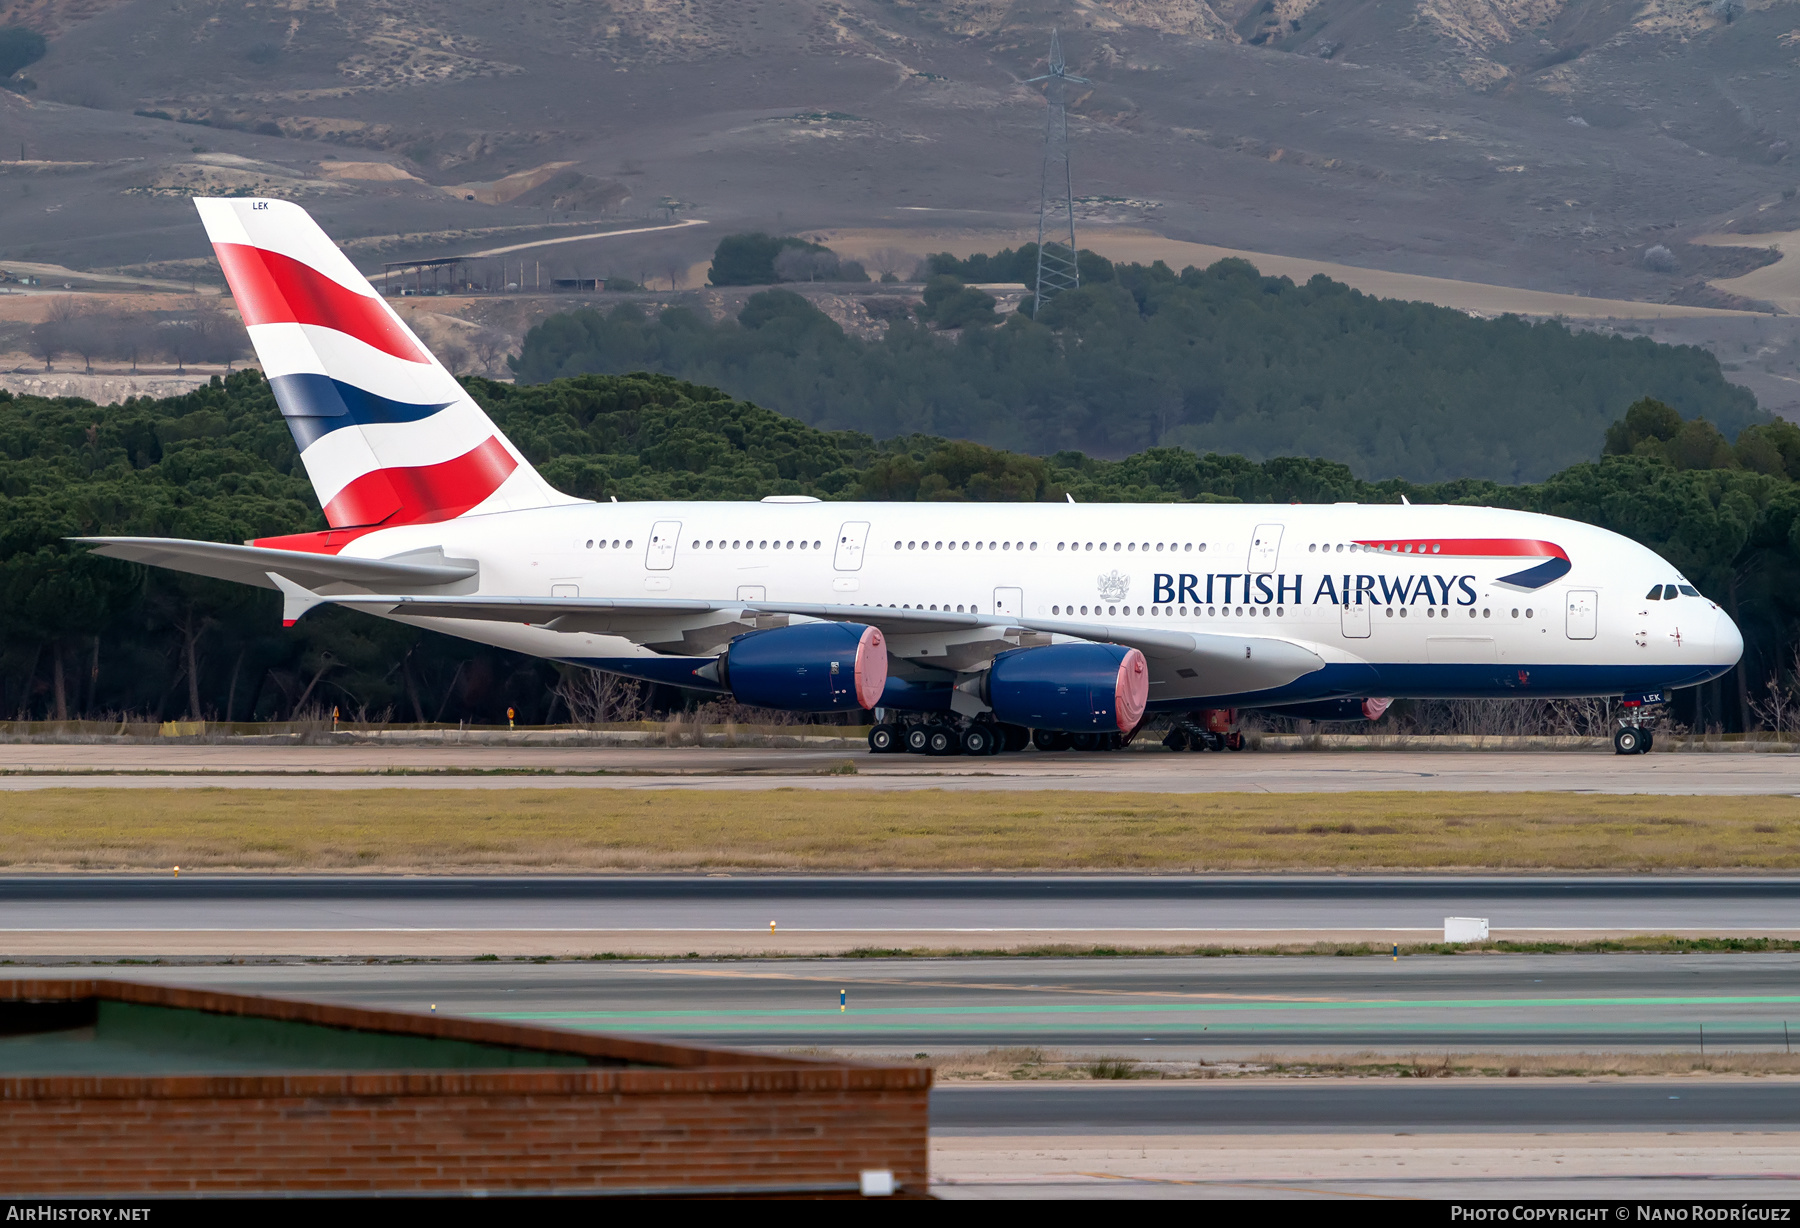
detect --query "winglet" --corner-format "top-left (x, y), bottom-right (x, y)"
top-left (266, 571), bottom-right (326, 626)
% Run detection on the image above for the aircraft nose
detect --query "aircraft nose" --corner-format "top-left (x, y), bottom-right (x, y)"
top-left (1713, 606), bottom-right (1744, 668)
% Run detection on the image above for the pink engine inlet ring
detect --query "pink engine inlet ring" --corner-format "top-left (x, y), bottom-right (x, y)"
top-left (854, 625), bottom-right (888, 709)
top-left (1114, 647), bottom-right (1148, 732)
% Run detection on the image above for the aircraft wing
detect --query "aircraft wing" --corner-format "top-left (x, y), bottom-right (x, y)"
top-left (313, 592), bottom-right (1325, 692)
top-left (72, 536), bottom-right (477, 591)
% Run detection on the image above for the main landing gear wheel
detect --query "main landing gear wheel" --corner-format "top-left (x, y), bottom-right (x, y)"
top-left (925, 727), bottom-right (957, 756)
top-left (1163, 729), bottom-right (1190, 752)
top-left (1613, 726), bottom-right (1646, 755)
top-left (960, 726), bottom-right (996, 756)
top-left (1032, 729), bottom-right (1073, 752)
top-left (905, 726), bottom-right (933, 754)
top-left (868, 724), bottom-right (901, 754)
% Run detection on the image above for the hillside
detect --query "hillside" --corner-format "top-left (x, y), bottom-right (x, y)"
top-left (1, 0), bottom-right (1799, 326)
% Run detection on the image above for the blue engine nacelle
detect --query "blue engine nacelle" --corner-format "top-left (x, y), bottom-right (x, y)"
top-left (713, 622), bottom-right (887, 712)
top-left (980, 642), bottom-right (1149, 733)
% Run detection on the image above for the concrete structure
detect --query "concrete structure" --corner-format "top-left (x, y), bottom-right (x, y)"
top-left (0, 979), bottom-right (929, 1197)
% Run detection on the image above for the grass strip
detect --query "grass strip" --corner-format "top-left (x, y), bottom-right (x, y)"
top-left (7, 788), bottom-right (1800, 872)
top-left (924, 1047), bottom-right (1800, 1081)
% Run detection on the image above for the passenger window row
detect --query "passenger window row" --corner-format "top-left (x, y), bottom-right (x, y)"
top-left (1056, 542), bottom-right (1207, 553)
top-left (585, 538), bottom-right (633, 549)
top-left (1052, 604), bottom-right (1280, 619)
top-left (701, 539), bottom-right (822, 550)
top-left (897, 540), bottom-right (1033, 551)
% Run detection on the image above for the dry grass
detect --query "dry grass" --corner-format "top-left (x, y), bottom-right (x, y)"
top-left (8, 789), bottom-right (1800, 872)
top-left (918, 1047), bottom-right (1800, 1081)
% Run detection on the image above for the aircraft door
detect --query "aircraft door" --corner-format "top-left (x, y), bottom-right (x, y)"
top-left (1566, 589), bottom-right (1598, 640)
top-left (1248, 524), bottom-right (1284, 574)
top-left (834, 521), bottom-right (870, 571)
top-left (993, 587), bottom-right (1023, 618)
top-left (1341, 597), bottom-right (1370, 639)
top-left (645, 520), bottom-right (682, 571)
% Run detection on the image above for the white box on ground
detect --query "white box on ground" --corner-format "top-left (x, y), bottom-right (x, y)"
top-left (1445, 916), bottom-right (1490, 942)
top-left (859, 1169), bottom-right (896, 1197)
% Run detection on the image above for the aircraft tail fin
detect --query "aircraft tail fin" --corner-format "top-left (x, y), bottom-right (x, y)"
top-left (194, 197), bottom-right (573, 531)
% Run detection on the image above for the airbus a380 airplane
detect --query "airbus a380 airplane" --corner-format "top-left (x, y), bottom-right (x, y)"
top-left (78, 200), bottom-right (1744, 756)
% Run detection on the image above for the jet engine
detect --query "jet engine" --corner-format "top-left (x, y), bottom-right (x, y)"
top-left (708, 622), bottom-right (887, 712)
top-left (976, 643), bottom-right (1149, 733)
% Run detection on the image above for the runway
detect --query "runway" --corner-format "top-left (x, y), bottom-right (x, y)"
top-left (16, 954), bottom-right (1800, 1055)
top-left (7, 875), bottom-right (1800, 955)
top-left (4, 744), bottom-right (1799, 794)
top-left (932, 1081), bottom-right (1800, 1132)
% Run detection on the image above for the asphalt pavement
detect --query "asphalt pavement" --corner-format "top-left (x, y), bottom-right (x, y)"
top-left (931, 1081), bottom-right (1800, 1133)
top-left (3, 744), bottom-right (1798, 793)
top-left (6, 875), bottom-right (1797, 940)
top-left (17, 953), bottom-right (1800, 1056)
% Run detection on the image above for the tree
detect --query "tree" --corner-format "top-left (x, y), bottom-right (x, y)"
top-left (867, 247), bottom-right (915, 281)
top-left (188, 298), bottom-right (250, 368)
top-left (1604, 397), bottom-right (1684, 457)
top-left (773, 247), bottom-right (839, 282)
top-left (25, 323), bottom-right (62, 370)
top-left (469, 328), bottom-right (510, 376)
top-left (707, 233), bottom-right (832, 286)
top-left (916, 275), bottom-right (999, 329)
top-left (0, 27), bottom-right (46, 80)
top-left (438, 341), bottom-right (471, 375)
top-left (112, 315), bottom-right (158, 373)
top-left (513, 253), bottom-right (1764, 483)
top-left (161, 321), bottom-right (198, 372)
top-left (5, 367), bottom-right (1800, 736)
top-left (63, 310), bottom-right (106, 374)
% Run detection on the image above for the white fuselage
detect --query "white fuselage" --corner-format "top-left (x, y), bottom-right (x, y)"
top-left (326, 499), bottom-right (1742, 709)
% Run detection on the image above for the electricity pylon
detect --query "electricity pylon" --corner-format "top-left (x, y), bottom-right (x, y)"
top-left (1027, 30), bottom-right (1089, 314)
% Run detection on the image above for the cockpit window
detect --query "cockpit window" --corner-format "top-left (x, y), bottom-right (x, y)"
top-left (1645, 585), bottom-right (1662, 601)
top-left (1678, 585), bottom-right (1700, 597)
top-left (1663, 584), bottom-right (1679, 600)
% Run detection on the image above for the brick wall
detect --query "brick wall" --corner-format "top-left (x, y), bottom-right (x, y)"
top-left (0, 980), bottom-right (930, 1197)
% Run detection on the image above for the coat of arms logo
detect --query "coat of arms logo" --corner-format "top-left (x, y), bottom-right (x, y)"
top-left (1096, 570), bottom-right (1131, 602)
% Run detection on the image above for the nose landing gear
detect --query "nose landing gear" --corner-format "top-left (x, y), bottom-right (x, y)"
top-left (1613, 691), bottom-right (1666, 755)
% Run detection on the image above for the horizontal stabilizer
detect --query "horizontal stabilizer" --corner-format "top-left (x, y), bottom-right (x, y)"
top-left (72, 537), bottom-right (476, 592)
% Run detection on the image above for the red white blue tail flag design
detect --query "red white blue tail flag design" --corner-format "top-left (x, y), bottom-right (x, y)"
top-left (195, 198), bottom-right (574, 536)
top-left (1354, 537), bottom-right (1572, 590)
